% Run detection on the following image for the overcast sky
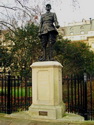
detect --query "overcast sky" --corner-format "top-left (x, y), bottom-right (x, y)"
top-left (0, 0), bottom-right (94, 26)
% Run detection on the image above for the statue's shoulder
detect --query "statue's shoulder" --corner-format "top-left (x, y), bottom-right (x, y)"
top-left (41, 12), bottom-right (55, 17)
top-left (41, 13), bottom-right (46, 18)
top-left (52, 12), bottom-right (56, 15)
top-left (50, 12), bottom-right (54, 15)
top-left (50, 12), bottom-right (56, 17)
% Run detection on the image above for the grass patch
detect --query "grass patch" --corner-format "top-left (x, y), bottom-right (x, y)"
top-left (0, 87), bottom-right (32, 97)
top-left (11, 87), bottom-right (32, 97)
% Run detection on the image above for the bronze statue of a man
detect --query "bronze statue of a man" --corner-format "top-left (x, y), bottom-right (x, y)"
top-left (39, 4), bottom-right (60, 61)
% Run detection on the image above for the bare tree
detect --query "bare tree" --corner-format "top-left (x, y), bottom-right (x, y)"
top-left (0, 0), bottom-right (42, 30)
top-left (0, 0), bottom-right (79, 30)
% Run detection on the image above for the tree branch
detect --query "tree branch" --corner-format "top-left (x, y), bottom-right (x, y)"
top-left (0, 5), bottom-right (16, 11)
top-left (0, 21), bottom-right (16, 33)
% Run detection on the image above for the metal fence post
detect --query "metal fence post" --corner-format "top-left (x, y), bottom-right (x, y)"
top-left (84, 71), bottom-right (88, 120)
top-left (7, 71), bottom-right (11, 114)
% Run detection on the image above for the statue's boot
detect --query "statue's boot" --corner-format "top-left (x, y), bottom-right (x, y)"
top-left (43, 47), bottom-right (46, 61)
top-left (39, 47), bottom-right (46, 61)
top-left (49, 45), bottom-right (54, 61)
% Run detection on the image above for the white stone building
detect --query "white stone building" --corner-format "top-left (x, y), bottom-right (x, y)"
top-left (60, 18), bottom-right (94, 51)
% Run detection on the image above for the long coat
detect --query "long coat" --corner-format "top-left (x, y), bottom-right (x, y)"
top-left (39, 12), bottom-right (59, 37)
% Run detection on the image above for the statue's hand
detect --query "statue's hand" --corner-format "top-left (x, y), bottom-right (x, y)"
top-left (56, 25), bottom-right (60, 29)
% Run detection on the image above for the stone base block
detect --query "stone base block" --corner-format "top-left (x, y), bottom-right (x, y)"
top-left (28, 102), bottom-right (65, 120)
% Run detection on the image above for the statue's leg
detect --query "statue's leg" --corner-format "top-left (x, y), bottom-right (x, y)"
top-left (48, 32), bottom-right (56, 60)
top-left (41, 34), bottom-right (48, 61)
top-left (43, 46), bottom-right (46, 60)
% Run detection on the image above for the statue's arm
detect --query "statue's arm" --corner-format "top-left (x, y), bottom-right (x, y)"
top-left (53, 13), bottom-right (60, 28)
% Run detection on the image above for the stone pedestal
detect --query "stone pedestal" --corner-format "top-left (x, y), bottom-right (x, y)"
top-left (28, 61), bottom-right (65, 119)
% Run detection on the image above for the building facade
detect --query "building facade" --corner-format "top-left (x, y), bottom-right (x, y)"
top-left (61, 19), bottom-right (94, 51)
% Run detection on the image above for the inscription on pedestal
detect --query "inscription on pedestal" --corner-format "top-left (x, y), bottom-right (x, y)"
top-left (39, 111), bottom-right (48, 116)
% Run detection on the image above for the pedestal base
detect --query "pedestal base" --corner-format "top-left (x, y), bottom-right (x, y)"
top-left (28, 102), bottom-right (65, 119)
top-left (29, 61), bottom-right (65, 119)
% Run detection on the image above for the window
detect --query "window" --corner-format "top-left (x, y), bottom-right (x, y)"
top-left (80, 26), bottom-right (84, 34)
top-left (80, 26), bottom-right (84, 30)
top-left (70, 27), bottom-right (74, 35)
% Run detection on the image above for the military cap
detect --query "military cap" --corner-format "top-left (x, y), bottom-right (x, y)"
top-left (46, 4), bottom-right (51, 7)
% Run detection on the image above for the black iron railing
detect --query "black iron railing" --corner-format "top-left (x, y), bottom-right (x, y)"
top-left (62, 74), bottom-right (94, 120)
top-left (0, 71), bottom-right (94, 120)
top-left (0, 72), bottom-right (32, 114)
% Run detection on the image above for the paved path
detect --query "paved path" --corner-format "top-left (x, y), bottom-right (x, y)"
top-left (0, 112), bottom-right (94, 125)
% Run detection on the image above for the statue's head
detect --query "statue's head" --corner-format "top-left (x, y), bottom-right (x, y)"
top-left (46, 4), bottom-right (51, 11)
